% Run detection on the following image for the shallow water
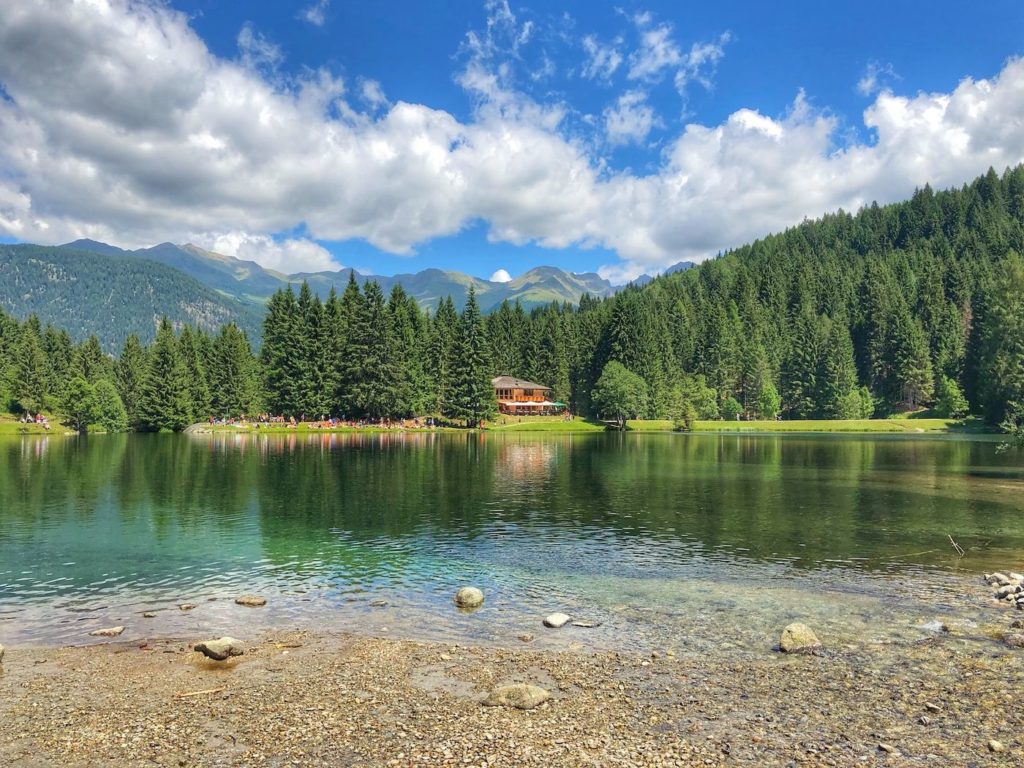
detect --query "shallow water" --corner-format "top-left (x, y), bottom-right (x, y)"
top-left (0, 431), bottom-right (1021, 653)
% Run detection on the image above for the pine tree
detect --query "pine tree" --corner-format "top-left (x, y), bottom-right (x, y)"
top-left (449, 287), bottom-right (495, 426)
top-left (978, 253), bottom-right (1024, 424)
top-left (138, 318), bottom-right (192, 431)
top-left (350, 281), bottom-right (397, 419)
top-left (817, 318), bottom-right (858, 418)
top-left (335, 273), bottom-right (366, 417)
top-left (426, 296), bottom-right (458, 417)
top-left (210, 323), bottom-right (260, 418)
top-left (73, 335), bottom-right (112, 384)
top-left (178, 326), bottom-right (212, 420)
top-left (260, 287), bottom-right (301, 416)
top-left (14, 321), bottom-right (48, 414)
top-left (116, 334), bottom-right (149, 429)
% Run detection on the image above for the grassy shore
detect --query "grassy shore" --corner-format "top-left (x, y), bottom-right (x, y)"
top-left (490, 414), bottom-right (986, 434)
top-left (0, 413), bottom-right (58, 435)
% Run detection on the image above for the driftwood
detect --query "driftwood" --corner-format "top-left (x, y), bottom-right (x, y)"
top-left (173, 686), bottom-right (226, 699)
top-left (948, 534), bottom-right (965, 557)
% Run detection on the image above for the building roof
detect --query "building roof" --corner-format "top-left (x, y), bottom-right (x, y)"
top-left (491, 375), bottom-right (551, 391)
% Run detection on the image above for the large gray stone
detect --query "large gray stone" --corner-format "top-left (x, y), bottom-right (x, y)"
top-left (779, 623), bottom-right (822, 654)
top-left (194, 637), bottom-right (245, 661)
top-left (482, 683), bottom-right (551, 710)
top-left (454, 587), bottom-right (484, 609)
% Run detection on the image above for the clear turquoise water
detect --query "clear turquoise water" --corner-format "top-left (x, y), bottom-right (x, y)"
top-left (1, 432), bottom-right (1021, 653)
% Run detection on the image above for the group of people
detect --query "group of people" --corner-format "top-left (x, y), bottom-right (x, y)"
top-left (19, 412), bottom-right (50, 429)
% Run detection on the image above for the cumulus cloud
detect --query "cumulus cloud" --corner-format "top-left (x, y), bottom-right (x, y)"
top-left (300, 0), bottom-right (330, 27)
top-left (1, 1), bottom-right (1024, 282)
top-left (489, 268), bottom-right (512, 282)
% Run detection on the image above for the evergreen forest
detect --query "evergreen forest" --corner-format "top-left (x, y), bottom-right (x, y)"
top-left (1, 166), bottom-right (1023, 435)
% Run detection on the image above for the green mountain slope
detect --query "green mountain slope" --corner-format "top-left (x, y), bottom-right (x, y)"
top-left (0, 244), bottom-right (263, 352)
top-left (62, 240), bottom-right (620, 312)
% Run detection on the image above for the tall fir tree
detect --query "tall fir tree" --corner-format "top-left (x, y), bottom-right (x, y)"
top-left (138, 318), bottom-right (192, 432)
top-left (449, 287), bottom-right (495, 426)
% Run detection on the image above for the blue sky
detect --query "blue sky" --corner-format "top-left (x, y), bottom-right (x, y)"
top-left (1, 1), bottom-right (1023, 281)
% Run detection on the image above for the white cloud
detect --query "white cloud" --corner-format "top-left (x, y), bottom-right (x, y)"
top-left (237, 23), bottom-right (283, 72)
top-left (1, 0), bottom-right (1023, 283)
top-left (622, 14), bottom-right (729, 98)
top-left (195, 232), bottom-right (340, 274)
top-left (300, 0), bottom-right (330, 27)
top-left (604, 89), bottom-right (660, 145)
top-left (581, 34), bottom-right (623, 81)
top-left (627, 17), bottom-right (682, 82)
top-left (360, 78), bottom-right (389, 109)
top-left (489, 268), bottom-right (512, 282)
top-left (857, 60), bottom-right (900, 96)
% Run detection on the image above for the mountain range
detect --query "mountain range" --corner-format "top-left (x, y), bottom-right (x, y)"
top-left (61, 239), bottom-right (692, 314)
top-left (0, 238), bottom-right (692, 350)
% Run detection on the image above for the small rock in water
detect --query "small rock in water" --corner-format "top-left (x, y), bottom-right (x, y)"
top-left (571, 620), bottom-right (601, 628)
top-left (454, 587), bottom-right (484, 610)
top-left (234, 595), bottom-right (267, 607)
top-left (919, 620), bottom-right (950, 634)
top-left (368, 599), bottom-right (389, 607)
top-left (194, 637), bottom-right (244, 661)
top-left (142, 612), bottom-right (156, 618)
top-left (992, 573), bottom-right (1014, 587)
top-left (779, 622), bottom-right (822, 654)
top-left (994, 585), bottom-right (1018, 599)
top-left (1002, 632), bottom-right (1024, 649)
top-left (543, 612), bottom-right (571, 629)
top-left (989, 740), bottom-right (1006, 753)
top-left (518, 633), bottom-right (534, 643)
top-left (89, 626), bottom-right (125, 637)
top-left (179, 604), bottom-right (195, 611)
top-left (482, 683), bottom-right (551, 710)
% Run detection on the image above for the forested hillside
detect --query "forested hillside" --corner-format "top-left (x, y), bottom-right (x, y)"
top-left (0, 245), bottom-right (263, 351)
top-left (1, 166), bottom-right (1022, 435)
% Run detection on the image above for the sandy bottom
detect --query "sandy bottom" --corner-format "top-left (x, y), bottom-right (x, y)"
top-left (1, 613), bottom-right (1023, 767)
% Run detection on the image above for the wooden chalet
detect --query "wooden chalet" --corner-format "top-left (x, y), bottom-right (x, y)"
top-left (492, 376), bottom-right (566, 415)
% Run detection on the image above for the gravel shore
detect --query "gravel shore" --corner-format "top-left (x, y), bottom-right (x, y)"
top-left (1, 625), bottom-right (1021, 767)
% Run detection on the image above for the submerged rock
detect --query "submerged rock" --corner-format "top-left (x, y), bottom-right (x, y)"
top-left (543, 613), bottom-right (571, 629)
top-left (235, 595), bottom-right (267, 607)
top-left (571, 620), bottom-right (601, 628)
top-left (89, 626), bottom-right (125, 637)
top-left (482, 683), bottom-right (551, 709)
top-left (454, 587), bottom-right (484, 610)
top-left (194, 637), bottom-right (245, 661)
top-left (179, 604), bottom-right (195, 611)
top-left (779, 623), bottom-right (822, 654)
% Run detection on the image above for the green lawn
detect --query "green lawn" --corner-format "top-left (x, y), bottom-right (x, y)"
top-left (0, 414), bottom-right (60, 435)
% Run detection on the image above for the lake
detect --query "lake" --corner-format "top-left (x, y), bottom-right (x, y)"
top-left (1, 431), bottom-right (1021, 654)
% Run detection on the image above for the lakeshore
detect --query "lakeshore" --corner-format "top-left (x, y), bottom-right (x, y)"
top-left (1, 616), bottom-right (1022, 767)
